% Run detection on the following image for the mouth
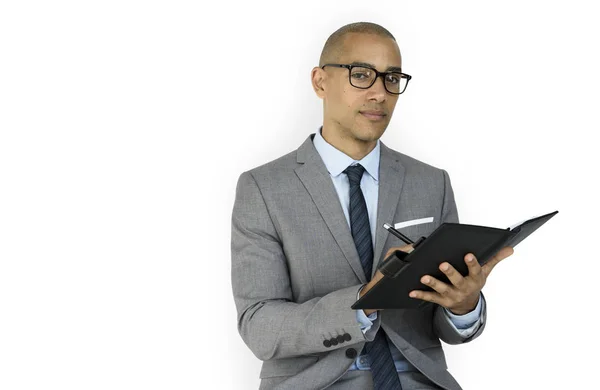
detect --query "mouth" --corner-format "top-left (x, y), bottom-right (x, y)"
top-left (360, 112), bottom-right (386, 121)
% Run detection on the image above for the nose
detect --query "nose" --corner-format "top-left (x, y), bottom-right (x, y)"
top-left (367, 75), bottom-right (387, 101)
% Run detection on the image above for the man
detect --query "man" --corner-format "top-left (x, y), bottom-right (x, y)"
top-left (231, 22), bottom-right (514, 390)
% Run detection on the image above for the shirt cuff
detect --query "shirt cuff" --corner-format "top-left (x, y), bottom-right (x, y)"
top-left (356, 284), bottom-right (377, 334)
top-left (444, 293), bottom-right (483, 330)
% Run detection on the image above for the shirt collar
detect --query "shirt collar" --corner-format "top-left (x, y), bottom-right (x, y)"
top-left (312, 126), bottom-right (380, 181)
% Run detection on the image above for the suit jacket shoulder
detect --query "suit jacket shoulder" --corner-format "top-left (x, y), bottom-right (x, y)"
top-left (244, 134), bottom-right (449, 189)
top-left (384, 143), bottom-right (444, 174)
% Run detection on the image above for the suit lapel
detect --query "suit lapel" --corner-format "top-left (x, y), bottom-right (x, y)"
top-left (294, 134), bottom-right (407, 283)
top-left (295, 134), bottom-right (367, 283)
top-left (372, 141), bottom-right (405, 277)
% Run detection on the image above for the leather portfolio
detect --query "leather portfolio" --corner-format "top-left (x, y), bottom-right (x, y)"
top-left (351, 210), bottom-right (559, 310)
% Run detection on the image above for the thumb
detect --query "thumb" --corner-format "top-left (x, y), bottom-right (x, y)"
top-left (482, 246), bottom-right (514, 277)
top-left (384, 244), bottom-right (414, 260)
top-left (399, 243), bottom-right (414, 253)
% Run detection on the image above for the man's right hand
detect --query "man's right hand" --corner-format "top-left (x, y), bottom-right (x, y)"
top-left (359, 244), bottom-right (414, 315)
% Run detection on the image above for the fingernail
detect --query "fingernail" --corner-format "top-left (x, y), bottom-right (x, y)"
top-left (410, 292), bottom-right (417, 298)
top-left (441, 263), bottom-right (449, 271)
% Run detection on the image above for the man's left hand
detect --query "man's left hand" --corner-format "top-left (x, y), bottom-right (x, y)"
top-left (409, 246), bottom-right (515, 315)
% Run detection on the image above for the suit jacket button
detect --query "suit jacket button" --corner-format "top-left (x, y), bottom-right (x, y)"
top-left (343, 333), bottom-right (352, 342)
top-left (323, 339), bottom-right (331, 348)
top-left (337, 335), bottom-right (345, 344)
top-left (330, 338), bottom-right (338, 346)
top-left (345, 348), bottom-right (358, 359)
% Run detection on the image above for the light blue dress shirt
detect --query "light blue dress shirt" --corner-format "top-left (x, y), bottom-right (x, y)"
top-left (312, 126), bottom-right (484, 372)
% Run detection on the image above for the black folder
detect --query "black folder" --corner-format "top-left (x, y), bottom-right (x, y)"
top-left (351, 210), bottom-right (558, 310)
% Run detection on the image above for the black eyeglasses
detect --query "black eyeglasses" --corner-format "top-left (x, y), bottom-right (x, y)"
top-left (321, 63), bottom-right (412, 95)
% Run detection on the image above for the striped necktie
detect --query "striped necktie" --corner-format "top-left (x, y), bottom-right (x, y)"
top-left (344, 163), bottom-right (402, 390)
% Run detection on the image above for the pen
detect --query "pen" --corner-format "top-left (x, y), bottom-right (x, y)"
top-left (383, 223), bottom-right (428, 254)
top-left (383, 223), bottom-right (414, 245)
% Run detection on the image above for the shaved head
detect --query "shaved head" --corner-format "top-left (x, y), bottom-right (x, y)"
top-left (319, 22), bottom-right (397, 67)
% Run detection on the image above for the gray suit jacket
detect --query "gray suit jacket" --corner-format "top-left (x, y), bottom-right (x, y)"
top-left (231, 133), bottom-right (487, 390)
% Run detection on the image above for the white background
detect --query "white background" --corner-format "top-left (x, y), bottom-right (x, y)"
top-left (1, 1), bottom-right (598, 389)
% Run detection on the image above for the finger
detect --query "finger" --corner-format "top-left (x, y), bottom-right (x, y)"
top-left (409, 289), bottom-right (443, 305)
top-left (482, 246), bottom-right (515, 276)
top-left (384, 249), bottom-right (394, 260)
top-left (483, 246), bottom-right (514, 274)
top-left (384, 244), bottom-right (415, 260)
top-left (383, 247), bottom-right (398, 260)
top-left (420, 274), bottom-right (452, 296)
top-left (500, 246), bottom-right (515, 259)
top-left (464, 253), bottom-right (482, 277)
top-left (396, 244), bottom-right (414, 253)
top-left (439, 262), bottom-right (467, 288)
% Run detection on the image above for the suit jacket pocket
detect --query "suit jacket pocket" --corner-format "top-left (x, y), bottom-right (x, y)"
top-left (259, 355), bottom-right (320, 379)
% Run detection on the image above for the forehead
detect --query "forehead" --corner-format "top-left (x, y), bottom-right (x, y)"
top-left (338, 33), bottom-right (402, 71)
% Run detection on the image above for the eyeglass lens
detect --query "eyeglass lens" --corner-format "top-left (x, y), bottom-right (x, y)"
top-left (350, 67), bottom-right (408, 94)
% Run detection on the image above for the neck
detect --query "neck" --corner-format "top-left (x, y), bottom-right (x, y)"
top-left (320, 123), bottom-right (378, 161)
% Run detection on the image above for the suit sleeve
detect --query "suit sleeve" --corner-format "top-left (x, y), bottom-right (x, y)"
top-left (432, 168), bottom-right (488, 345)
top-left (231, 171), bottom-right (378, 361)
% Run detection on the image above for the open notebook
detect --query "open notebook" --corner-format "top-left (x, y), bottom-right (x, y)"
top-left (352, 210), bottom-right (559, 310)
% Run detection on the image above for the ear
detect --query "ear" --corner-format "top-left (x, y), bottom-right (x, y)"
top-left (311, 67), bottom-right (327, 99)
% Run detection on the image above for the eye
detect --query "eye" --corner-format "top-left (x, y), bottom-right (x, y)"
top-left (351, 67), bottom-right (373, 80)
top-left (352, 72), bottom-right (369, 79)
top-left (386, 74), bottom-right (400, 84)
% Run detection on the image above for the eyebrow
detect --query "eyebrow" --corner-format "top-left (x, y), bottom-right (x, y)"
top-left (350, 61), bottom-right (402, 73)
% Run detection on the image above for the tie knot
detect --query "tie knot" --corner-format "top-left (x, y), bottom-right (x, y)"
top-left (343, 164), bottom-right (366, 186)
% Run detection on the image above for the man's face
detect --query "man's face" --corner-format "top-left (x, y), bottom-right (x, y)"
top-left (315, 33), bottom-right (402, 143)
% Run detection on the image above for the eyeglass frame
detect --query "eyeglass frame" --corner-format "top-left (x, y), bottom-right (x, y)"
top-left (320, 63), bottom-right (412, 95)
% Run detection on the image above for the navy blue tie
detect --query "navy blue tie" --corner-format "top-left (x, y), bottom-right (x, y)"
top-left (344, 164), bottom-right (402, 390)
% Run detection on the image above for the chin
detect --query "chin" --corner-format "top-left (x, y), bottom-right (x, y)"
top-left (353, 126), bottom-right (386, 142)
top-left (352, 132), bottom-right (382, 143)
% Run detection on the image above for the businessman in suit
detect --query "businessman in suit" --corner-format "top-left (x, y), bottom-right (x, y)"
top-left (231, 22), bottom-right (514, 390)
